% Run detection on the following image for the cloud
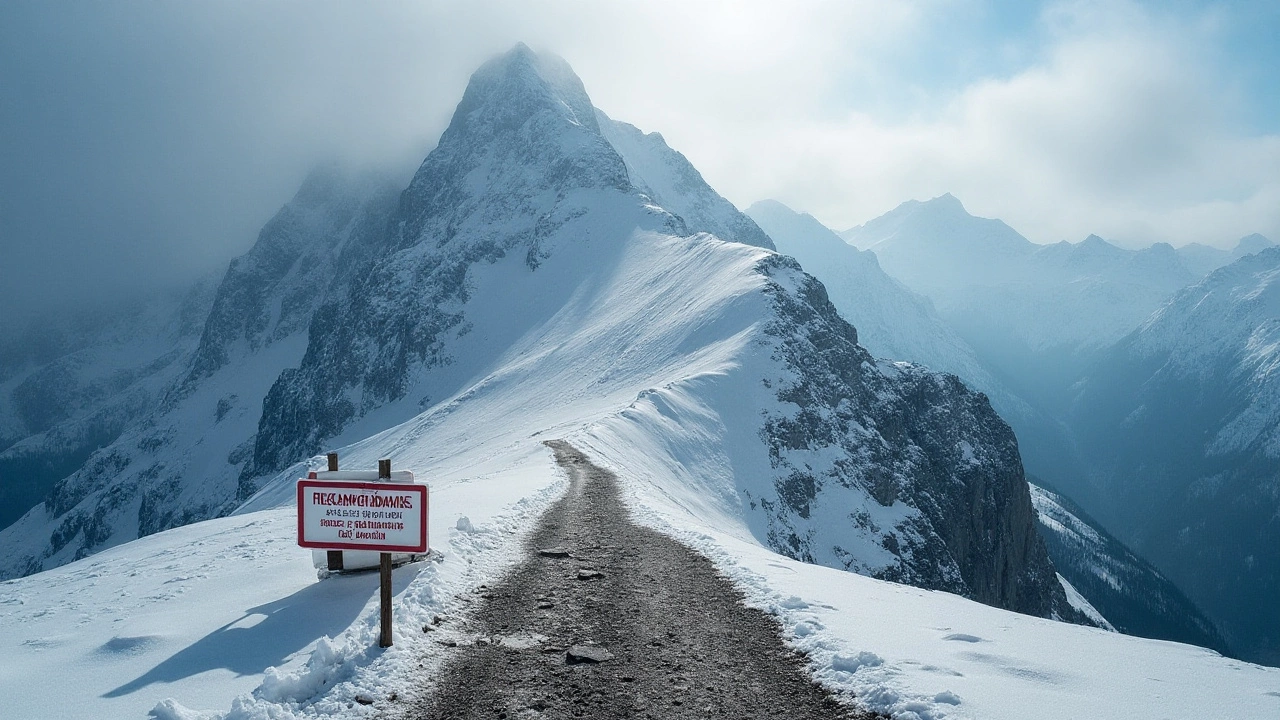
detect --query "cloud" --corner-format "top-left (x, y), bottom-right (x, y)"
top-left (655, 0), bottom-right (1279, 247)
top-left (0, 0), bottom-right (1276, 331)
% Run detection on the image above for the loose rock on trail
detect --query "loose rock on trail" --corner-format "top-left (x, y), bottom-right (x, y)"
top-left (403, 440), bottom-right (873, 719)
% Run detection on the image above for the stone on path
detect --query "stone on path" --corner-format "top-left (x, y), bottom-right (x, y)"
top-left (566, 645), bottom-right (615, 664)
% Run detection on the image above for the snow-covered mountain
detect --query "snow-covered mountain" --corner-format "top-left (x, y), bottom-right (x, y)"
top-left (1030, 482), bottom-right (1227, 653)
top-left (0, 284), bottom-right (214, 532)
top-left (4, 44), bottom-right (1081, 625)
top-left (842, 196), bottom-right (1195, 363)
top-left (0, 167), bottom-right (400, 575)
top-left (1068, 247), bottom-right (1280, 664)
top-left (244, 45), bottom-right (1077, 619)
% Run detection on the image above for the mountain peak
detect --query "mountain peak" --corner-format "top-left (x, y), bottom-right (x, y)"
top-left (1071, 234), bottom-right (1126, 259)
top-left (879, 193), bottom-right (971, 224)
top-left (397, 44), bottom-right (629, 236)
top-left (745, 199), bottom-right (791, 216)
top-left (455, 43), bottom-right (599, 134)
top-left (923, 192), bottom-right (966, 214)
top-left (1234, 233), bottom-right (1274, 257)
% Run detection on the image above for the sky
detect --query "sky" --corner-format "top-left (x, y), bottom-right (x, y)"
top-left (1, 0), bottom-right (1277, 329)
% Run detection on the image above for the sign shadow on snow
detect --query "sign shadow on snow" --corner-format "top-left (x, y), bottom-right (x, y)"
top-left (103, 564), bottom-right (423, 698)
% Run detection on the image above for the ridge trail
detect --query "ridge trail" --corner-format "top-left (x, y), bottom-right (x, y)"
top-left (406, 440), bottom-right (872, 719)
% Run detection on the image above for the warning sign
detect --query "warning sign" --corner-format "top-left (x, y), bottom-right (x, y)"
top-left (297, 479), bottom-right (428, 553)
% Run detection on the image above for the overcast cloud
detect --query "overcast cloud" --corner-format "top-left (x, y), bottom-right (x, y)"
top-left (2, 0), bottom-right (1277, 329)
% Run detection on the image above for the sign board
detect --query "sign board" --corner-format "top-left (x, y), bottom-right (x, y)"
top-left (297, 478), bottom-right (428, 553)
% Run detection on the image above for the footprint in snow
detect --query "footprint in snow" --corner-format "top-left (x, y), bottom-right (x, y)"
top-left (942, 633), bottom-right (985, 643)
top-left (96, 635), bottom-right (162, 656)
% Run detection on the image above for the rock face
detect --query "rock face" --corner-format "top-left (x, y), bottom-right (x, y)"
top-left (1030, 482), bottom-right (1227, 653)
top-left (185, 165), bottom-right (398, 386)
top-left (1069, 247), bottom-right (1280, 663)
top-left (752, 255), bottom-right (1077, 618)
top-left (3, 43), bottom-right (1082, 627)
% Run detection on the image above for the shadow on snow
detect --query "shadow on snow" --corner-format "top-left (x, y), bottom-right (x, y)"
top-left (103, 563), bottom-right (423, 698)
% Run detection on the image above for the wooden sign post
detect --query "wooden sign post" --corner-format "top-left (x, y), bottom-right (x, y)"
top-left (325, 453), bottom-right (343, 572)
top-left (297, 453), bottom-right (428, 650)
top-left (378, 458), bottom-right (393, 648)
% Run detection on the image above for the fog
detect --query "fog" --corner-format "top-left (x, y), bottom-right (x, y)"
top-left (2, 0), bottom-right (1277, 332)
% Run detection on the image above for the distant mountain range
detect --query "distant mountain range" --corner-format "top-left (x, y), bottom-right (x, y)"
top-left (841, 195), bottom-right (1206, 365)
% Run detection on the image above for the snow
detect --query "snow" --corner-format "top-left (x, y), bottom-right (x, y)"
top-left (3, 225), bottom-right (1278, 720)
top-left (1057, 574), bottom-right (1115, 631)
top-left (4, 47), bottom-right (1274, 720)
top-left (0, 442), bottom-right (564, 720)
top-left (5, 433), bottom-right (1276, 720)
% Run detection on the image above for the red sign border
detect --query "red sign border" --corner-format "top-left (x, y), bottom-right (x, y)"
top-left (297, 479), bottom-right (428, 553)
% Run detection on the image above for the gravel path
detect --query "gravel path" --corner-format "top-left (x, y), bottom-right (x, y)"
top-left (406, 440), bottom-right (873, 719)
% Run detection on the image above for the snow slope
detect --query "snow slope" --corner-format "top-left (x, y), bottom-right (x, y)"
top-left (3, 408), bottom-right (1277, 720)
top-left (596, 110), bottom-right (775, 251)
